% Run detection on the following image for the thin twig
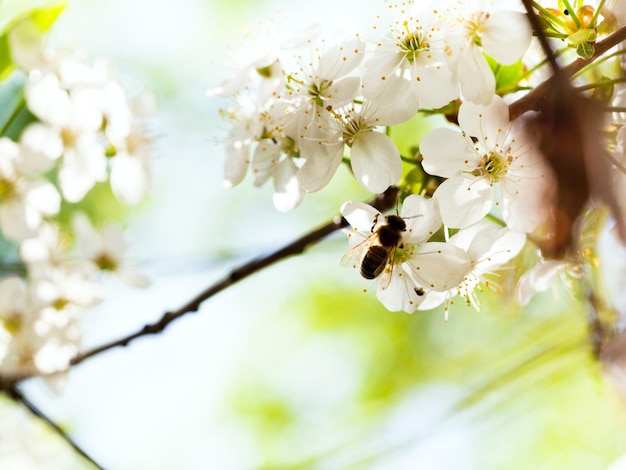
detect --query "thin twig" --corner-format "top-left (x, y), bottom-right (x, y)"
top-left (509, 24), bottom-right (626, 119)
top-left (522, 0), bottom-right (562, 75)
top-left (68, 187), bottom-right (400, 367)
top-left (7, 386), bottom-right (105, 470)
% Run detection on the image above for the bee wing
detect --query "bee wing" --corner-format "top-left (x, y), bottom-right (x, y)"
top-left (376, 246), bottom-right (400, 290)
top-left (340, 231), bottom-right (372, 269)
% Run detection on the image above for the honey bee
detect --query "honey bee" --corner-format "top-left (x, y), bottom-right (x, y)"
top-left (343, 213), bottom-right (407, 280)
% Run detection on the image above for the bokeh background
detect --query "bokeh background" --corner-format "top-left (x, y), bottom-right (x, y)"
top-left (3, 0), bottom-right (626, 469)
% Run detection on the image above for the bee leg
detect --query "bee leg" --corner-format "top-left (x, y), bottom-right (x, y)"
top-left (371, 214), bottom-right (380, 234)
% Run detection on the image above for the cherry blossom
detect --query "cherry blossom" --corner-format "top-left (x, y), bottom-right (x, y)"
top-left (0, 138), bottom-right (61, 241)
top-left (445, 2), bottom-right (532, 104)
top-left (420, 94), bottom-right (552, 232)
top-left (419, 220), bottom-right (526, 313)
top-left (341, 195), bottom-right (471, 313)
top-left (361, 2), bottom-right (459, 111)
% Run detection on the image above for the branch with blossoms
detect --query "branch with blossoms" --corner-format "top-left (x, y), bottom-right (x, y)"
top-left (2, 0), bottom-right (626, 388)
top-left (205, 0), bottom-right (626, 320)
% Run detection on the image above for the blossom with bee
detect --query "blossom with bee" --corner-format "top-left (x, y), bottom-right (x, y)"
top-left (341, 194), bottom-right (471, 313)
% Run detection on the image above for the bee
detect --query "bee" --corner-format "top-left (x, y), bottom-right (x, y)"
top-left (343, 213), bottom-right (407, 280)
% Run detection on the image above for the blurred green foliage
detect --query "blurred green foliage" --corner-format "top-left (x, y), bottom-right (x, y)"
top-left (226, 267), bottom-right (626, 469)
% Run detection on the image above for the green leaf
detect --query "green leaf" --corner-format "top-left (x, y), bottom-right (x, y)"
top-left (576, 42), bottom-right (595, 59)
top-left (0, 34), bottom-right (10, 80)
top-left (486, 55), bottom-right (526, 96)
top-left (388, 112), bottom-right (446, 159)
top-left (0, 1), bottom-right (66, 77)
top-left (0, 71), bottom-right (27, 136)
top-left (0, 0), bottom-right (66, 35)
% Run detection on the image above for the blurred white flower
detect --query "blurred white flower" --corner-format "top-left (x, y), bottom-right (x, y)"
top-left (0, 138), bottom-right (61, 241)
top-left (515, 259), bottom-right (579, 306)
top-left (25, 71), bottom-right (107, 203)
top-left (73, 213), bottom-right (150, 287)
top-left (206, 20), bottom-right (317, 99)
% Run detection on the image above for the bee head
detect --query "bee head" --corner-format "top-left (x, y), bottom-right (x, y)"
top-left (385, 214), bottom-right (406, 232)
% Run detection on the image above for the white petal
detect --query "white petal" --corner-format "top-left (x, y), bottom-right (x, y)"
top-left (457, 44), bottom-right (496, 105)
top-left (420, 128), bottom-right (478, 178)
top-left (351, 131), bottom-right (401, 193)
top-left (458, 95), bottom-right (510, 143)
top-left (206, 67), bottom-right (253, 98)
top-left (272, 159), bottom-right (303, 212)
top-left (110, 154), bottom-right (149, 206)
top-left (0, 275), bottom-right (27, 312)
top-left (376, 265), bottom-right (424, 313)
top-left (401, 195), bottom-right (442, 244)
top-left (451, 221), bottom-right (526, 268)
top-left (416, 290), bottom-right (447, 311)
top-left (26, 74), bottom-right (71, 127)
top-left (362, 53), bottom-right (406, 101)
top-left (58, 150), bottom-right (101, 203)
top-left (516, 260), bottom-right (566, 306)
top-left (340, 201), bottom-right (379, 234)
top-left (325, 76), bottom-right (360, 110)
top-left (501, 189), bottom-right (544, 234)
top-left (19, 123), bottom-right (63, 173)
top-left (251, 141), bottom-right (281, 187)
top-left (24, 180), bottom-right (61, 216)
top-left (318, 37), bottom-right (365, 79)
top-left (223, 141), bottom-right (250, 188)
top-left (483, 11), bottom-right (532, 65)
top-left (486, 229), bottom-right (526, 266)
top-left (1, 200), bottom-right (39, 240)
top-left (412, 59), bottom-right (459, 109)
top-left (297, 144), bottom-right (343, 192)
top-left (434, 175), bottom-right (493, 228)
top-left (407, 242), bottom-right (471, 291)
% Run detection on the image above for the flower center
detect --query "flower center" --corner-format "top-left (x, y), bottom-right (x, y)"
top-left (308, 79), bottom-right (332, 108)
top-left (398, 21), bottom-right (429, 66)
top-left (341, 114), bottom-right (370, 146)
top-left (61, 127), bottom-right (77, 148)
top-left (0, 177), bottom-right (17, 203)
top-left (2, 315), bottom-right (22, 335)
top-left (474, 151), bottom-right (510, 183)
top-left (464, 12), bottom-right (490, 47)
top-left (52, 297), bottom-right (70, 311)
top-left (95, 253), bottom-right (118, 271)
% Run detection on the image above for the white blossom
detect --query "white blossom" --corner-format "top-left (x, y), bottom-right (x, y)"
top-left (0, 138), bottom-right (60, 241)
top-left (419, 220), bottom-right (526, 313)
top-left (341, 195), bottom-right (471, 313)
top-left (420, 94), bottom-right (552, 232)
top-left (300, 101), bottom-right (410, 194)
top-left (361, 2), bottom-right (459, 111)
top-left (445, 2), bottom-right (532, 104)
top-left (73, 213), bottom-right (150, 287)
top-left (206, 20), bottom-right (317, 99)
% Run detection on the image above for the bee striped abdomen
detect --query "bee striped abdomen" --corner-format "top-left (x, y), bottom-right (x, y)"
top-left (360, 245), bottom-right (390, 279)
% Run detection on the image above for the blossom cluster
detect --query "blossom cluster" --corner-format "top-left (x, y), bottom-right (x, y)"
top-left (0, 19), bottom-right (154, 383)
top-left (211, 0), bottom-right (626, 313)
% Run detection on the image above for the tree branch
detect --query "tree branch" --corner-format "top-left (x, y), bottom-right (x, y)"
top-left (68, 186), bottom-right (400, 367)
top-left (509, 24), bottom-right (626, 119)
top-left (6, 386), bottom-right (105, 470)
